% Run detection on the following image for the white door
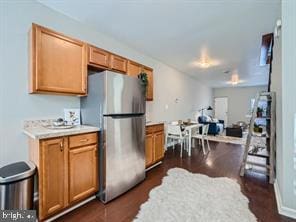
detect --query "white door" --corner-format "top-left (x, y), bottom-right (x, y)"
top-left (214, 97), bottom-right (228, 127)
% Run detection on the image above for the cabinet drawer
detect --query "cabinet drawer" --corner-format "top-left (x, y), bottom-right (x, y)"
top-left (110, 54), bottom-right (127, 73)
top-left (146, 126), bottom-right (154, 134)
top-left (69, 133), bottom-right (97, 148)
top-left (153, 124), bottom-right (164, 132)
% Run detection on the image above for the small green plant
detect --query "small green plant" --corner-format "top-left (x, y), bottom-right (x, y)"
top-left (253, 123), bottom-right (263, 133)
top-left (138, 72), bottom-right (148, 87)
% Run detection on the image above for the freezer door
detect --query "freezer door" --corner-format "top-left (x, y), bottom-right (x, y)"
top-left (101, 115), bottom-right (145, 202)
top-left (105, 72), bottom-right (145, 115)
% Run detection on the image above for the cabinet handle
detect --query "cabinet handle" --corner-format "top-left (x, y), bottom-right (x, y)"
top-left (80, 139), bottom-right (89, 143)
top-left (60, 141), bottom-right (63, 152)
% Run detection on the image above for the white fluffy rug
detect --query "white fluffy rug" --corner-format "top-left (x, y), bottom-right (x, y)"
top-left (134, 168), bottom-right (257, 222)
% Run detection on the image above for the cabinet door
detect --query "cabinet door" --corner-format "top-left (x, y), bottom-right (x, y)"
top-left (145, 133), bottom-right (154, 168)
top-left (88, 45), bottom-right (110, 69)
top-left (30, 24), bottom-right (87, 95)
top-left (40, 138), bottom-right (68, 220)
top-left (110, 54), bottom-right (127, 73)
top-left (69, 145), bottom-right (98, 203)
top-left (144, 67), bottom-right (153, 101)
top-left (127, 60), bottom-right (142, 77)
top-left (154, 131), bottom-right (164, 161)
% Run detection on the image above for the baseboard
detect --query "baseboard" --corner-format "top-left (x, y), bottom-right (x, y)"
top-left (45, 196), bottom-right (96, 222)
top-left (274, 179), bottom-right (296, 219)
top-left (146, 161), bottom-right (162, 171)
top-left (33, 192), bottom-right (96, 222)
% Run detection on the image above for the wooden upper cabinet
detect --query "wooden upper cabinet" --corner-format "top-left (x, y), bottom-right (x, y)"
top-left (127, 61), bottom-right (154, 101)
top-left (40, 137), bottom-right (68, 220)
top-left (127, 60), bottom-right (142, 77)
top-left (144, 67), bottom-right (153, 101)
top-left (110, 54), bottom-right (127, 74)
top-left (30, 24), bottom-right (87, 95)
top-left (69, 145), bottom-right (98, 203)
top-left (88, 45), bottom-right (110, 69)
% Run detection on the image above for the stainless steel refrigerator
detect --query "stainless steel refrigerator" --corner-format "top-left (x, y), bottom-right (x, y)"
top-left (80, 71), bottom-right (146, 203)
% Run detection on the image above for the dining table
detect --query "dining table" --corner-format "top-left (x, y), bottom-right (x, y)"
top-left (180, 122), bottom-right (203, 156)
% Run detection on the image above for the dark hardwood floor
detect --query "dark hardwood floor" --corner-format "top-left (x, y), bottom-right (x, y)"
top-left (57, 142), bottom-right (295, 222)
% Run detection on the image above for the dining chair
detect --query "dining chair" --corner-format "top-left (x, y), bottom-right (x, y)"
top-left (166, 123), bottom-right (189, 157)
top-left (192, 124), bottom-right (210, 155)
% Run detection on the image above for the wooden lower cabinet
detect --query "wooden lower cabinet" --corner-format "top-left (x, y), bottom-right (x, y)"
top-left (145, 133), bottom-right (154, 167)
top-left (145, 124), bottom-right (165, 168)
top-left (154, 131), bottom-right (165, 161)
top-left (40, 138), bottom-right (68, 218)
top-left (29, 132), bottom-right (98, 220)
top-left (69, 145), bottom-right (98, 203)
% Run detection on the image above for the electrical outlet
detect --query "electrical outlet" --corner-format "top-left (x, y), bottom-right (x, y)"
top-left (294, 157), bottom-right (296, 170)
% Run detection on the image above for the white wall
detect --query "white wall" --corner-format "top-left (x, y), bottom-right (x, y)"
top-left (275, 0), bottom-right (296, 215)
top-left (0, 0), bottom-right (212, 166)
top-left (213, 86), bottom-right (267, 125)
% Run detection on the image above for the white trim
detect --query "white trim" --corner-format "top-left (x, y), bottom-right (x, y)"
top-left (44, 196), bottom-right (96, 222)
top-left (274, 179), bottom-right (296, 219)
top-left (146, 161), bottom-right (162, 171)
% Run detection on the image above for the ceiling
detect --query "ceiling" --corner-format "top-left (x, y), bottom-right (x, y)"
top-left (39, 0), bottom-right (281, 88)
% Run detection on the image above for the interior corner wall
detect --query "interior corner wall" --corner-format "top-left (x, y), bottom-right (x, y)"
top-left (270, 16), bottom-right (284, 206)
top-left (213, 86), bottom-right (267, 125)
top-left (279, 0), bottom-right (296, 212)
top-left (0, 0), bottom-right (212, 166)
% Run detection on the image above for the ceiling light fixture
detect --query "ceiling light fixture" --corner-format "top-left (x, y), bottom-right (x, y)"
top-left (191, 47), bottom-right (220, 69)
top-left (227, 74), bottom-right (244, 85)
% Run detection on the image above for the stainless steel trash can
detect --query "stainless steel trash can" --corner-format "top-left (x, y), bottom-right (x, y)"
top-left (0, 161), bottom-right (36, 210)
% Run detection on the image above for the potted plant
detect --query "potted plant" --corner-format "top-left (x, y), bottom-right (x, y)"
top-left (138, 71), bottom-right (148, 90)
top-left (253, 123), bottom-right (263, 133)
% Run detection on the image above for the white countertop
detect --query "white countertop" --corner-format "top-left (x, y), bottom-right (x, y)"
top-left (146, 121), bottom-right (165, 126)
top-left (23, 120), bottom-right (100, 139)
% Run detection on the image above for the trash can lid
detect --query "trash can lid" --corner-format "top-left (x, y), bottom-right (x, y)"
top-left (0, 161), bottom-right (36, 184)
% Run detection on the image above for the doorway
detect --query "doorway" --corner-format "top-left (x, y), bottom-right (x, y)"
top-left (214, 97), bottom-right (228, 127)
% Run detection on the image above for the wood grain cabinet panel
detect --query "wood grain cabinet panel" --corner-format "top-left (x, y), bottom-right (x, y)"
top-left (144, 67), bottom-right (153, 101)
top-left (69, 132), bottom-right (97, 148)
top-left (88, 45), bottom-right (110, 69)
top-left (127, 61), bottom-right (154, 101)
top-left (127, 60), bottom-right (142, 77)
top-left (30, 23), bottom-right (87, 95)
top-left (154, 131), bottom-right (165, 161)
top-left (40, 137), bottom-right (68, 220)
top-left (110, 54), bottom-right (127, 73)
top-left (145, 124), bottom-right (164, 168)
top-left (145, 133), bottom-right (154, 167)
top-left (29, 132), bottom-right (99, 220)
top-left (69, 145), bottom-right (98, 203)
